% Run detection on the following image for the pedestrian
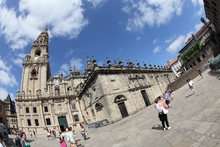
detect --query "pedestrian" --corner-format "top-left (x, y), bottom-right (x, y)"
top-left (163, 91), bottom-right (171, 108)
top-left (154, 96), bottom-right (171, 130)
top-left (197, 68), bottom-right (203, 79)
top-left (29, 131), bottom-right (32, 138)
top-left (54, 130), bottom-right (56, 138)
top-left (32, 130), bottom-right (36, 138)
top-left (59, 131), bottom-right (67, 147)
top-left (15, 133), bottom-right (22, 147)
top-left (66, 127), bottom-right (77, 147)
top-left (0, 133), bottom-right (6, 147)
top-left (20, 132), bottom-right (31, 147)
top-left (80, 123), bottom-right (87, 140)
top-left (47, 130), bottom-right (51, 141)
top-left (187, 78), bottom-right (195, 94)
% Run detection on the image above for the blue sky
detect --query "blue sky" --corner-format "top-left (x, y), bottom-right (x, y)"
top-left (0, 0), bottom-right (206, 99)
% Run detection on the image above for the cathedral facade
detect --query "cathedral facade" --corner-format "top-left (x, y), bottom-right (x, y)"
top-left (16, 29), bottom-right (175, 134)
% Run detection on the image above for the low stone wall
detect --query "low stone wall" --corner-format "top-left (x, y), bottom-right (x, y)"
top-left (168, 53), bottom-right (212, 91)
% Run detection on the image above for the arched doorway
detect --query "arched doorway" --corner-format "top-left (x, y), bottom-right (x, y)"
top-left (114, 95), bottom-right (129, 118)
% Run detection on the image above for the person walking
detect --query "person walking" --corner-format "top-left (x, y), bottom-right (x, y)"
top-left (47, 130), bottom-right (51, 141)
top-left (80, 123), bottom-right (88, 140)
top-left (29, 131), bottom-right (32, 138)
top-left (20, 132), bottom-right (31, 147)
top-left (66, 127), bottom-right (77, 147)
top-left (187, 78), bottom-right (195, 94)
top-left (59, 131), bottom-right (67, 147)
top-left (154, 96), bottom-right (171, 130)
top-left (197, 68), bottom-right (203, 79)
top-left (32, 130), bottom-right (36, 138)
top-left (15, 133), bottom-right (22, 147)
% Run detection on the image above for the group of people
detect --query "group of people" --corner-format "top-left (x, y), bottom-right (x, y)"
top-left (58, 123), bottom-right (88, 147)
top-left (47, 129), bottom-right (56, 140)
top-left (154, 89), bottom-right (174, 130)
top-left (29, 130), bottom-right (36, 138)
top-left (154, 76), bottom-right (198, 130)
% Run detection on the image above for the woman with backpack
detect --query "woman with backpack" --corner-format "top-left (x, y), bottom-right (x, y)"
top-left (66, 127), bottom-right (77, 147)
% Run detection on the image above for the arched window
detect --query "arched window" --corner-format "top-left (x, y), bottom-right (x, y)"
top-left (114, 95), bottom-right (127, 103)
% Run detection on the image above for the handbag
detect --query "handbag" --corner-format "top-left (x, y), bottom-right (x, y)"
top-left (162, 106), bottom-right (168, 114)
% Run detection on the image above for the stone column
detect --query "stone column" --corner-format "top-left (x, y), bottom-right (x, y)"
top-left (49, 100), bottom-right (56, 126)
top-left (39, 102), bottom-right (45, 127)
top-left (66, 98), bottom-right (74, 125)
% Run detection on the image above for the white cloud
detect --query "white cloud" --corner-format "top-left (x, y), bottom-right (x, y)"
top-left (153, 46), bottom-right (160, 53)
top-left (0, 0), bottom-right (88, 50)
top-left (17, 53), bottom-right (26, 58)
top-left (0, 59), bottom-right (10, 72)
top-left (0, 58), bottom-right (17, 87)
top-left (12, 58), bottom-right (23, 67)
top-left (87, 0), bottom-right (107, 8)
top-left (122, 0), bottom-right (183, 31)
top-left (166, 35), bottom-right (185, 53)
top-left (0, 87), bottom-right (9, 100)
top-left (70, 58), bottom-right (84, 71)
top-left (0, 70), bottom-right (17, 86)
top-left (191, 0), bottom-right (204, 16)
top-left (194, 23), bottom-right (203, 31)
top-left (59, 57), bottom-right (84, 75)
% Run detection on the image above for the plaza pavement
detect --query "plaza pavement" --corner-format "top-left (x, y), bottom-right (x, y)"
top-left (10, 69), bottom-right (220, 147)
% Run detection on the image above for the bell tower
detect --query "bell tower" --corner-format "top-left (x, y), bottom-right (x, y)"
top-left (20, 28), bottom-right (51, 98)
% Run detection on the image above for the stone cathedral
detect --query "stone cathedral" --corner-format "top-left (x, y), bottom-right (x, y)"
top-left (16, 29), bottom-right (176, 134)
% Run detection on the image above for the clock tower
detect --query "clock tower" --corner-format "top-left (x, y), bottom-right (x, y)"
top-left (20, 28), bottom-right (51, 99)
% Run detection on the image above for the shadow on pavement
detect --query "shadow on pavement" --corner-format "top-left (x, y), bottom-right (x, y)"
top-left (152, 124), bottom-right (163, 130)
top-left (208, 70), bottom-right (220, 80)
top-left (185, 94), bottom-right (194, 98)
top-left (27, 139), bottom-right (35, 143)
top-left (77, 144), bottom-right (84, 147)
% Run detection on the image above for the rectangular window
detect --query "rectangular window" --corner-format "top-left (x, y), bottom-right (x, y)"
top-left (27, 119), bottom-right (31, 126)
top-left (35, 119), bottom-right (39, 126)
top-left (73, 115), bottom-right (79, 122)
top-left (26, 107), bottom-right (29, 113)
top-left (71, 103), bottom-right (76, 110)
top-left (46, 118), bottom-right (51, 125)
top-left (33, 107), bottom-right (37, 113)
top-left (0, 106), bottom-right (2, 112)
top-left (44, 106), bottom-right (48, 112)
